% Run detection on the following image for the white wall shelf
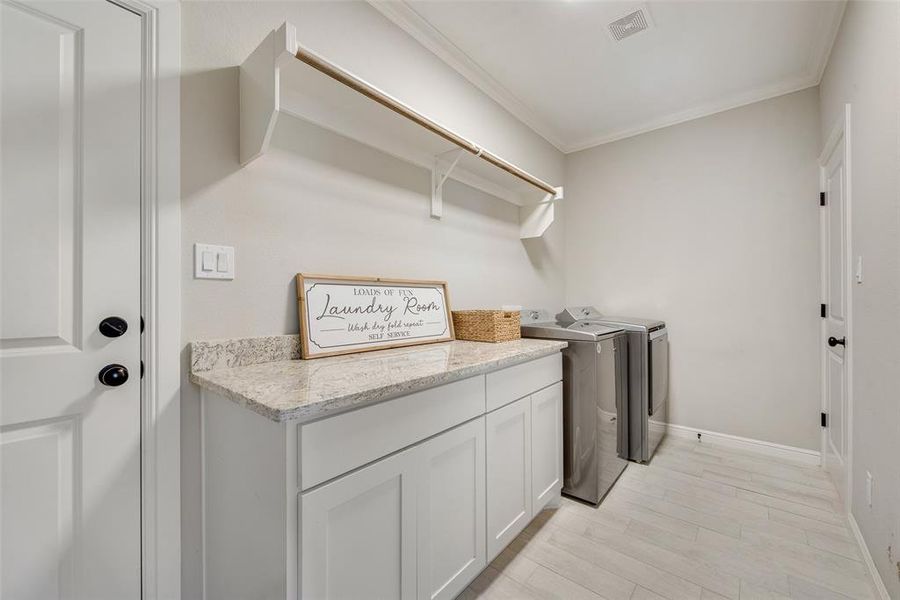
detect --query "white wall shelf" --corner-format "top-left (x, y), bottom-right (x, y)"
top-left (239, 23), bottom-right (563, 239)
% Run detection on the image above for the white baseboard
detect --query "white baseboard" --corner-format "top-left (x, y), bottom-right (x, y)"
top-left (848, 512), bottom-right (892, 600)
top-left (666, 423), bottom-right (822, 466)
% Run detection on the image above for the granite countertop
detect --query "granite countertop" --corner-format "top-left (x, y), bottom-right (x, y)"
top-left (190, 335), bottom-right (567, 423)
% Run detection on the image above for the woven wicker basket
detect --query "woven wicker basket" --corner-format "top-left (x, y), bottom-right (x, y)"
top-left (452, 310), bottom-right (521, 343)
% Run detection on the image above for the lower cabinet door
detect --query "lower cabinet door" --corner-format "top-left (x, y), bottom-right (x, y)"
top-left (531, 382), bottom-right (563, 512)
top-left (416, 419), bottom-right (486, 600)
top-left (301, 447), bottom-right (417, 600)
top-left (485, 396), bottom-right (532, 562)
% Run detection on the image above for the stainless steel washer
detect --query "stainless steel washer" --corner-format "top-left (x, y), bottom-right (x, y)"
top-left (521, 310), bottom-right (629, 505)
top-left (558, 306), bottom-right (668, 463)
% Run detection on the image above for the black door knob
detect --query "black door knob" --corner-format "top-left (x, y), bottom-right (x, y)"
top-left (99, 364), bottom-right (129, 387)
top-left (828, 336), bottom-right (846, 347)
top-left (99, 316), bottom-right (128, 338)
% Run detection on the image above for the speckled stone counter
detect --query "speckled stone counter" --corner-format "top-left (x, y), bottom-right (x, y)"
top-left (190, 335), bottom-right (567, 423)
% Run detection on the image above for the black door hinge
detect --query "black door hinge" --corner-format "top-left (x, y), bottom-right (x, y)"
top-left (821, 412), bottom-right (827, 427)
top-left (820, 192), bottom-right (826, 206)
top-left (820, 304), bottom-right (827, 318)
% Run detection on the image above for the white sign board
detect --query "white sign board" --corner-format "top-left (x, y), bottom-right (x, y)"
top-left (296, 274), bottom-right (455, 359)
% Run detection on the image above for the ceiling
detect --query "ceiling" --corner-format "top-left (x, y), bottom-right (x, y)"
top-left (371, 1), bottom-right (846, 153)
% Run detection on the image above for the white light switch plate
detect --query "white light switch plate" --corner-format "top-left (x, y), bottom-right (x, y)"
top-left (194, 243), bottom-right (234, 280)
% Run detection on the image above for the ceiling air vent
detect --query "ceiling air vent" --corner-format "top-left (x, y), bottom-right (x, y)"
top-left (608, 7), bottom-right (652, 42)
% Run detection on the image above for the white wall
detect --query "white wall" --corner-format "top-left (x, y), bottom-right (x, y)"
top-left (564, 88), bottom-right (822, 451)
top-left (819, 2), bottom-right (900, 596)
top-left (179, 2), bottom-right (565, 597)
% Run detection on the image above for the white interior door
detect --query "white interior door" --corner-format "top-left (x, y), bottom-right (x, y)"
top-left (820, 109), bottom-right (851, 509)
top-left (0, 2), bottom-right (143, 598)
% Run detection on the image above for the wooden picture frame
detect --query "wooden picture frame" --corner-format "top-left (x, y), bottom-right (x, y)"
top-left (296, 273), bottom-right (455, 359)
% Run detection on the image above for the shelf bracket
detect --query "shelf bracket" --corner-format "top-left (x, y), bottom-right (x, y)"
top-left (519, 186), bottom-right (564, 239)
top-left (431, 148), bottom-right (467, 219)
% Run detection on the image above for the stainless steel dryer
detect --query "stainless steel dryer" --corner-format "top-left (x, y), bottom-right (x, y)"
top-left (558, 306), bottom-right (668, 463)
top-left (521, 310), bottom-right (629, 505)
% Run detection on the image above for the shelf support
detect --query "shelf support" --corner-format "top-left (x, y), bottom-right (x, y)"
top-left (519, 186), bottom-right (564, 239)
top-left (431, 148), bottom-right (466, 219)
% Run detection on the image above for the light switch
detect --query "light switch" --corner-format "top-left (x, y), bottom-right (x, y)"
top-left (201, 251), bottom-right (215, 272)
top-left (194, 243), bottom-right (234, 280)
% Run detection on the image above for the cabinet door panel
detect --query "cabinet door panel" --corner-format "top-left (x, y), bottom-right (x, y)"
top-left (301, 448), bottom-right (417, 600)
top-left (532, 382), bottom-right (563, 512)
top-left (485, 397), bottom-right (531, 561)
top-left (417, 419), bottom-right (486, 600)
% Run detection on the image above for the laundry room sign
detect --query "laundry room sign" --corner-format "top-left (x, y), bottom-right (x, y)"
top-left (296, 274), bottom-right (455, 359)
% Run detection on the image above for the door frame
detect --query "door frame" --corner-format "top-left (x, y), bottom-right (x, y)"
top-left (818, 103), bottom-right (852, 512)
top-left (107, 1), bottom-right (181, 598)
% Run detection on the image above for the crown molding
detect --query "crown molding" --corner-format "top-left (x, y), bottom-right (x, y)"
top-left (564, 0), bottom-right (845, 153)
top-left (809, 0), bottom-right (847, 84)
top-left (367, 0), bottom-right (568, 152)
top-left (564, 75), bottom-right (820, 153)
top-left (370, 0), bottom-right (847, 154)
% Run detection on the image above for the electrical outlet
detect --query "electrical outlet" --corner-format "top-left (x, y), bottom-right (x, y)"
top-left (865, 471), bottom-right (873, 507)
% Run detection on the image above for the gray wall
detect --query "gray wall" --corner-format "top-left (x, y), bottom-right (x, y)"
top-left (180, 2), bottom-right (565, 597)
top-left (564, 88), bottom-right (822, 451)
top-left (819, 1), bottom-right (900, 595)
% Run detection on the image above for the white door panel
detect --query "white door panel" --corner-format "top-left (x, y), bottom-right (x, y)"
top-left (827, 169), bottom-right (846, 323)
top-left (826, 352), bottom-right (845, 460)
top-left (0, 2), bottom-right (80, 349)
top-left (1, 2), bottom-right (143, 598)
top-left (1, 420), bottom-right (77, 600)
top-left (820, 110), bottom-right (850, 509)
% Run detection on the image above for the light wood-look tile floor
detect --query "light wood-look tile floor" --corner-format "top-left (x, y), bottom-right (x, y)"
top-left (458, 437), bottom-right (877, 600)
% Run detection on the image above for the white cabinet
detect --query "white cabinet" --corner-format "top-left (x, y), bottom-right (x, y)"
top-left (485, 396), bottom-right (532, 561)
top-left (531, 382), bottom-right (563, 512)
top-left (302, 418), bottom-right (487, 600)
top-left (485, 382), bottom-right (563, 561)
top-left (201, 352), bottom-right (563, 600)
top-left (301, 447), bottom-right (418, 600)
top-left (416, 419), bottom-right (486, 600)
